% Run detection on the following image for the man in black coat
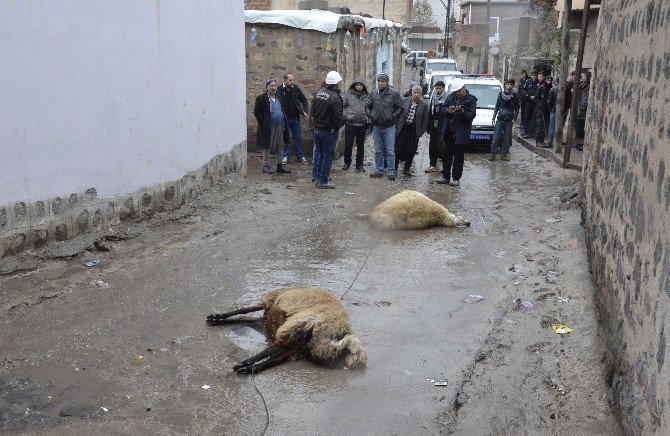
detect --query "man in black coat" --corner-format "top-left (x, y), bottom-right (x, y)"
top-left (276, 73), bottom-right (309, 164)
top-left (522, 71), bottom-right (538, 137)
top-left (436, 78), bottom-right (477, 187)
top-left (425, 80), bottom-right (448, 173)
top-left (253, 78), bottom-right (291, 175)
top-left (531, 72), bottom-right (552, 146)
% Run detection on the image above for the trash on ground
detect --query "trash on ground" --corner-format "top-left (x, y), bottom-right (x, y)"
top-left (544, 376), bottom-right (567, 395)
top-left (552, 324), bottom-right (574, 334)
top-left (545, 272), bottom-right (558, 284)
top-left (101, 407), bottom-right (109, 412)
top-left (558, 297), bottom-right (570, 303)
top-left (545, 218), bottom-right (562, 223)
top-left (132, 355), bottom-right (144, 365)
top-left (522, 300), bottom-right (533, 309)
top-left (344, 192), bottom-right (355, 195)
top-left (513, 298), bottom-right (533, 310)
top-left (433, 379), bottom-right (448, 386)
top-left (83, 259), bottom-right (101, 267)
top-left (567, 240), bottom-right (574, 249)
top-left (91, 280), bottom-right (109, 288)
top-left (463, 295), bottom-right (485, 304)
top-left (202, 384), bottom-right (211, 390)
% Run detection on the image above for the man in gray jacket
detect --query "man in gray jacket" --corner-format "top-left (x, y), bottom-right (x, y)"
top-left (366, 72), bottom-right (404, 180)
top-left (342, 77), bottom-right (370, 171)
top-left (395, 85), bottom-right (428, 176)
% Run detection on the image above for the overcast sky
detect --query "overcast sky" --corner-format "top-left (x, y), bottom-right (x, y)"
top-left (427, 0), bottom-right (450, 30)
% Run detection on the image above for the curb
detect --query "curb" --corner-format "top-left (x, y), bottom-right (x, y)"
top-left (513, 131), bottom-right (583, 171)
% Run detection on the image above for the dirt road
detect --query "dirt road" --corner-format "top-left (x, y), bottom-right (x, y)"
top-left (1, 128), bottom-right (621, 435)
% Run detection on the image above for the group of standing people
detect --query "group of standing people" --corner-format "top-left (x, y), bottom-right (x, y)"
top-left (517, 68), bottom-right (590, 151)
top-left (253, 71), bottom-right (478, 189)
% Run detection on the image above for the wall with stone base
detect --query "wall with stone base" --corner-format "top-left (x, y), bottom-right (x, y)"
top-left (583, 1), bottom-right (670, 434)
top-left (0, 143), bottom-right (245, 258)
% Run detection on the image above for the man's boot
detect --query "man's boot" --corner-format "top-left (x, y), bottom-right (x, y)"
top-left (276, 164), bottom-right (291, 174)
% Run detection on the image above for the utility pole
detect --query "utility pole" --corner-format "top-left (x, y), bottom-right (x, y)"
top-left (484, 0), bottom-right (491, 73)
top-left (563, 0), bottom-right (590, 167)
top-left (553, 0), bottom-right (572, 153)
top-left (446, 0), bottom-right (451, 58)
top-left (382, 0), bottom-right (386, 19)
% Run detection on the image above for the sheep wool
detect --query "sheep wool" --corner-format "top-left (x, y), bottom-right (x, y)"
top-left (207, 287), bottom-right (367, 374)
top-left (357, 190), bottom-right (470, 230)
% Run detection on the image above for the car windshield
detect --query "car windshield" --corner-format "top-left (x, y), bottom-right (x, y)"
top-left (425, 62), bottom-right (457, 74)
top-left (467, 84), bottom-right (502, 109)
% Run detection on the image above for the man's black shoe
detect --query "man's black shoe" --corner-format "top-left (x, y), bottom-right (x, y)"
top-left (342, 164), bottom-right (350, 170)
top-left (370, 173), bottom-right (383, 178)
top-left (387, 174), bottom-right (396, 181)
top-left (276, 165), bottom-right (291, 174)
top-left (435, 178), bottom-right (450, 184)
top-left (355, 166), bottom-right (366, 172)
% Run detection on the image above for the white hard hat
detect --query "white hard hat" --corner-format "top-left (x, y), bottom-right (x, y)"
top-left (449, 78), bottom-right (465, 93)
top-left (326, 71), bottom-right (343, 85)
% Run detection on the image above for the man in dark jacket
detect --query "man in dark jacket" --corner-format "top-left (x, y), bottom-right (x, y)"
top-left (522, 71), bottom-right (538, 137)
top-left (342, 76), bottom-right (370, 171)
top-left (574, 71), bottom-right (590, 151)
top-left (490, 79), bottom-right (520, 161)
top-left (310, 71), bottom-right (344, 189)
top-left (517, 70), bottom-right (529, 131)
top-left (531, 72), bottom-right (552, 146)
top-left (366, 72), bottom-right (404, 181)
top-left (394, 85), bottom-right (429, 176)
top-left (276, 73), bottom-right (309, 165)
top-left (253, 78), bottom-right (292, 175)
top-left (425, 80), bottom-right (448, 172)
top-left (437, 78), bottom-right (477, 187)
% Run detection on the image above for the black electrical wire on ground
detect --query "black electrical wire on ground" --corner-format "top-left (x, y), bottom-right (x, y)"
top-left (340, 233), bottom-right (382, 302)
top-left (252, 377), bottom-right (270, 436)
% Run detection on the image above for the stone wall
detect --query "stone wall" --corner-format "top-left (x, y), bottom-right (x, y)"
top-left (245, 23), bottom-right (404, 152)
top-left (583, 1), bottom-right (670, 434)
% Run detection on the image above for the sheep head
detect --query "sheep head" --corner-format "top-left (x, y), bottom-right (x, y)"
top-left (341, 334), bottom-right (367, 369)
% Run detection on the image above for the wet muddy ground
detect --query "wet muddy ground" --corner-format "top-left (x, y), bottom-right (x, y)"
top-left (1, 132), bottom-right (621, 434)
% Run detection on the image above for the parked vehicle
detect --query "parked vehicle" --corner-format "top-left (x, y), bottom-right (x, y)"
top-left (424, 58), bottom-right (458, 74)
top-left (405, 51), bottom-right (428, 66)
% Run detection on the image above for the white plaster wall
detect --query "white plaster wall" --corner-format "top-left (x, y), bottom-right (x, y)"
top-left (0, 1), bottom-right (246, 204)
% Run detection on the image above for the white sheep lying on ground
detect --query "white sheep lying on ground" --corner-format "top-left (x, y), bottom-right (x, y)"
top-left (206, 287), bottom-right (367, 374)
top-left (357, 190), bottom-right (470, 230)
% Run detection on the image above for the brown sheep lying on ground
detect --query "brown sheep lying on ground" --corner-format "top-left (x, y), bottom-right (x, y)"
top-left (206, 287), bottom-right (367, 374)
top-left (357, 190), bottom-right (470, 230)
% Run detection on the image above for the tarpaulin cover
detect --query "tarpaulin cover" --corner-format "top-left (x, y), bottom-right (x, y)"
top-left (244, 9), bottom-right (401, 33)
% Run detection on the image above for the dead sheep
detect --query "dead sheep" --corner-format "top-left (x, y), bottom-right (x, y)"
top-left (357, 190), bottom-right (470, 230)
top-left (206, 287), bottom-right (367, 374)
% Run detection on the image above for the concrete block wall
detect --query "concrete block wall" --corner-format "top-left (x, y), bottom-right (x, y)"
top-left (245, 23), bottom-right (403, 152)
top-left (583, 1), bottom-right (670, 434)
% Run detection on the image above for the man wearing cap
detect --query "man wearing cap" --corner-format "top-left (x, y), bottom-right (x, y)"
top-left (366, 72), bottom-right (404, 181)
top-left (425, 80), bottom-right (448, 172)
top-left (394, 85), bottom-right (428, 176)
top-left (310, 71), bottom-right (344, 189)
top-left (437, 78), bottom-right (477, 187)
top-left (253, 78), bottom-right (292, 175)
top-left (342, 76), bottom-right (370, 172)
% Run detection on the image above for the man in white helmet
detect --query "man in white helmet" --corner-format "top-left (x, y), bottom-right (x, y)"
top-left (436, 77), bottom-right (477, 187)
top-left (309, 71), bottom-right (344, 189)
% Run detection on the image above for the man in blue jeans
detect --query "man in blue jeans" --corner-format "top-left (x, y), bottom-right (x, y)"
top-left (490, 79), bottom-right (520, 161)
top-left (310, 71), bottom-right (344, 189)
top-left (277, 73), bottom-right (309, 164)
top-left (366, 72), bottom-right (403, 181)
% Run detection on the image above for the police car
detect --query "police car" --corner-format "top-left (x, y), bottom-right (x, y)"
top-left (429, 74), bottom-right (504, 150)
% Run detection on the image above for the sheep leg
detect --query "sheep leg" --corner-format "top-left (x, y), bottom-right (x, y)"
top-left (206, 304), bottom-right (264, 325)
top-left (232, 345), bottom-right (282, 371)
top-left (235, 351), bottom-right (294, 375)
